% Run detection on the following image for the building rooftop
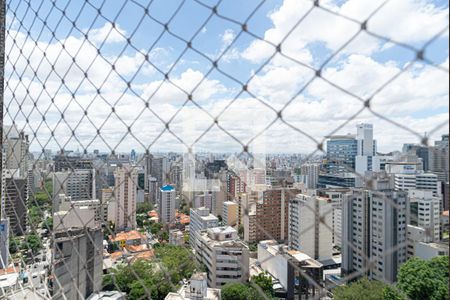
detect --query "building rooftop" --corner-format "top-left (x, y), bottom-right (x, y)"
top-left (161, 185), bottom-right (175, 191)
top-left (87, 291), bottom-right (126, 300)
top-left (110, 230), bottom-right (146, 242)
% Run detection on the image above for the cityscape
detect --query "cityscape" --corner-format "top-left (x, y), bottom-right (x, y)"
top-left (0, 0), bottom-right (449, 300)
top-left (1, 123), bottom-right (449, 299)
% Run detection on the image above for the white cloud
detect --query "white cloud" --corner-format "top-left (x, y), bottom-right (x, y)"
top-left (88, 22), bottom-right (127, 44)
top-left (4, 2), bottom-right (449, 154)
top-left (242, 0), bottom-right (449, 63)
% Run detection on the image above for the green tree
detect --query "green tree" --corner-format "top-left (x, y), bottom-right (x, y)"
top-left (251, 272), bottom-right (274, 296)
top-left (221, 283), bottom-right (251, 300)
top-left (397, 256), bottom-right (449, 300)
top-left (103, 259), bottom-right (174, 299)
top-left (21, 233), bottom-right (42, 254)
top-left (150, 222), bottom-right (163, 235)
top-left (136, 214), bottom-right (147, 227)
top-left (42, 217), bottom-right (53, 230)
top-left (154, 245), bottom-right (198, 284)
top-left (334, 277), bottom-right (387, 300)
top-left (136, 202), bottom-right (153, 214)
top-left (9, 236), bottom-right (20, 254)
top-left (383, 286), bottom-right (406, 300)
top-left (28, 206), bottom-right (43, 229)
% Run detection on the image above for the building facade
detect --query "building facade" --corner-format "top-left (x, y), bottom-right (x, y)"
top-left (159, 185), bottom-right (176, 225)
top-left (341, 187), bottom-right (409, 283)
top-left (114, 166), bottom-right (138, 231)
top-left (288, 193), bottom-right (333, 261)
top-left (195, 227), bottom-right (249, 288)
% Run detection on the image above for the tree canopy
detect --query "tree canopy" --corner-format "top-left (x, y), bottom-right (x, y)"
top-left (334, 256), bottom-right (449, 300)
top-left (103, 245), bottom-right (199, 300)
top-left (397, 256), bottom-right (448, 300)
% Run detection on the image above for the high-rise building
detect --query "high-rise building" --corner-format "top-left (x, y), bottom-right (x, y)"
top-left (402, 144), bottom-right (430, 171)
top-left (317, 188), bottom-right (351, 248)
top-left (326, 134), bottom-right (358, 174)
top-left (341, 182), bottom-right (409, 283)
top-left (223, 201), bottom-right (238, 227)
top-left (393, 173), bottom-right (440, 197)
top-left (429, 134), bottom-right (449, 182)
top-left (53, 152), bottom-right (93, 172)
top-left (159, 185), bottom-right (176, 225)
top-left (355, 124), bottom-right (377, 187)
top-left (195, 227), bottom-right (249, 288)
top-left (243, 187), bottom-right (299, 243)
top-left (1, 126), bottom-right (29, 236)
top-left (408, 190), bottom-right (440, 242)
top-left (2, 125), bottom-right (29, 178)
top-left (299, 164), bottom-right (320, 189)
top-left (52, 217), bottom-right (103, 300)
top-left (52, 169), bottom-right (96, 212)
top-left (189, 207), bottom-right (218, 249)
top-left (288, 193), bottom-right (333, 261)
top-left (57, 194), bottom-right (103, 225)
top-left (114, 166), bottom-right (138, 231)
top-left (1, 170), bottom-right (27, 235)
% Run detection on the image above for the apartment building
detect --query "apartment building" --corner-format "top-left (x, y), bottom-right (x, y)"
top-left (341, 186), bottom-right (409, 283)
top-left (288, 193), bottom-right (333, 261)
top-left (189, 207), bottom-right (218, 249)
top-left (114, 166), bottom-right (138, 231)
top-left (195, 227), bottom-right (249, 288)
top-left (243, 187), bottom-right (300, 243)
top-left (222, 201), bottom-right (238, 227)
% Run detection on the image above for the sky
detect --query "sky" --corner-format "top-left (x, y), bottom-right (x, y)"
top-left (4, 0), bottom-right (449, 155)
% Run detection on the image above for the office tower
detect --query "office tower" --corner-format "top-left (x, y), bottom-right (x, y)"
top-left (341, 182), bottom-right (409, 283)
top-left (1, 170), bottom-right (27, 235)
top-left (53, 152), bottom-right (93, 172)
top-left (52, 207), bottom-right (103, 300)
top-left (195, 227), bottom-right (249, 288)
top-left (402, 144), bottom-right (430, 171)
top-left (442, 182), bottom-right (449, 211)
top-left (223, 201), bottom-right (238, 226)
top-left (429, 134), bottom-right (449, 182)
top-left (0, 219), bottom-right (8, 269)
top-left (148, 177), bottom-right (158, 204)
top-left (169, 163), bottom-right (182, 191)
top-left (52, 169), bottom-right (96, 212)
top-left (355, 124), bottom-right (377, 186)
top-left (299, 163), bottom-right (320, 189)
top-left (159, 185), bottom-right (176, 225)
top-left (114, 166), bottom-right (138, 231)
top-left (130, 149), bottom-right (136, 162)
top-left (57, 194), bottom-right (102, 225)
top-left (1, 126), bottom-right (29, 236)
top-left (318, 173), bottom-right (356, 188)
top-left (288, 193), bottom-right (333, 261)
top-left (190, 207), bottom-right (219, 249)
top-left (144, 154), bottom-right (169, 189)
top-left (325, 134), bottom-right (357, 174)
top-left (394, 173), bottom-right (439, 196)
top-left (409, 190), bottom-right (440, 242)
top-left (2, 125), bottom-right (29, 178)
top-left (243, 187), bottom-right (299, 243)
